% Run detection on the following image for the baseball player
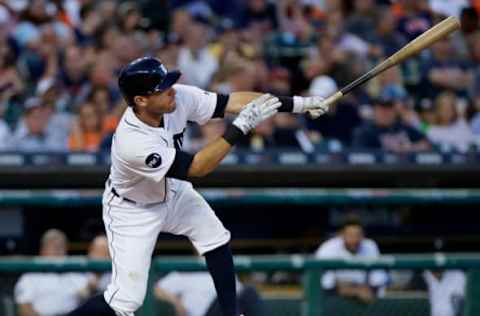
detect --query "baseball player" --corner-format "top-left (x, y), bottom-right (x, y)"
top-left (67, 56), bottom-right (328, 316)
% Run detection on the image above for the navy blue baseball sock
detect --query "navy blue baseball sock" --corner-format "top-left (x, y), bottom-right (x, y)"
top-left (66, 294), bottom-right (116, 316)
top-left (205, 243), bottom-right (238, 316)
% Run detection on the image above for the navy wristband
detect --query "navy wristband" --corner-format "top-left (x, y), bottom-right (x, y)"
top-left (277, 96), bottom-right (294, 112)
top-left (212, 94), bottom-right (229, 118)
top-left (222, 124), bottom-right (246, 146)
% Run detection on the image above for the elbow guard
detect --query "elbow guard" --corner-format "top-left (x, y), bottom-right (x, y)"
top-left (165, 151), bottom-right (194, 180)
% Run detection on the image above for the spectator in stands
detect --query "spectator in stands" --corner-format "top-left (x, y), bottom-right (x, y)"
top-left (209, 22), bottom-right (242, 66)
top-left (396, 0), bottom-right (433, 42)
top-left (167, 9), bottom-right (193, 45)
top-left (424, 270), bottom-right (466, 316)
top-left (211, 60), bottom-right (257, 95)
top-left (413, 98), bottom-right (437, 134)
top-left (177, 16), bottom-right (218, 89)
top-left (420, 37), bottom-right (473, 99)
top-left (425, 91), bottom-right (474, 152)
top-left (117, 2), bottom-right (144, 35)
top-left (352, 97), bottom-right (431, 152)
top-left (68, 102), bottom-right (106, 152)
top-left (0, 24), bottom-right (24, 100)
top-left (79, 235), bottom-right (112, 298)
top-left (371, 7), bottom-right (406, 57)
top-left (345, 0), bottom-right (378, 43)
top-left (155, 271), bottom-right (264, 316)
top-left (314, 215), bottom-right (388, 304)
top-left (14, 229), bottom-right (89, 316)
top-left (469, 92), bottom-right (480, 140)
top-left (306, 75), bottom-right (361, 146)
top-left (37, 78), bottom-right (74, 149)
top-left (451, 7), bottom-right (479, 60)
top-left (273, 113), bottom-right (314, 152)
top-left (87, 87), bottom-right (122, 133)
top-left (12, 97), bottom-right (67, 152)
top-left (325, 10), bottom-right (371, 60)
top-left (58, 44), bottom-right (91, 109)
top-left (237, 0), bottom-right (278, 30)
top-left (0, 85), bottom-right (13, 151)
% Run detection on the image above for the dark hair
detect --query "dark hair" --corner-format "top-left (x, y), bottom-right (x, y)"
top-left (461, 7), bottom-right (478, 21)
top-left (340, 214), bottom-right (363, 230)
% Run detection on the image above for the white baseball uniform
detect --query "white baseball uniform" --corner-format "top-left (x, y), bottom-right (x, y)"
top-left (103, 84), bottom-right (231, 316)
top-left (14, 272), bottom-right (89, 316)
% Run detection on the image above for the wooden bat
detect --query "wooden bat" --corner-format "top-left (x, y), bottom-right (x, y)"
top-left (319, 16), bottom-right (461, 110)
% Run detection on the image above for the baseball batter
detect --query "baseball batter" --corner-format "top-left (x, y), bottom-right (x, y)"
top-left (67, 57), bottom-right (328, 316)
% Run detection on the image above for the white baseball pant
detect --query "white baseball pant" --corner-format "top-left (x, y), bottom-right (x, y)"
top-left (102, 179), bottom-right (231, 316)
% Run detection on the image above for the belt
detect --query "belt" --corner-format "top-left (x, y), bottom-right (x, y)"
top-left (108, 179), bottom-right (137, 204)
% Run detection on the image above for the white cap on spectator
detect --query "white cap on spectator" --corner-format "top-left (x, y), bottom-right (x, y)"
top-left (0, 5), bottom-right (10, 25)
top-left (24, 97), bottom-right (43, 111)
top-left (6, 0), bottom-right (28, 12)
top-left (308, 75), bottom-right (338, 98)
top-left (13, 23), bottom-right (41, 46)
top-left (36, 78), bottom-right (56, 96)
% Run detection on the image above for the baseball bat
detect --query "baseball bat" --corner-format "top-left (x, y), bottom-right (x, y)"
top-left (320, 16), bottom-right (461, 108)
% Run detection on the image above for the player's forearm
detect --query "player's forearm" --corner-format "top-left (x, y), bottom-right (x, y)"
top-left (225, 92), bottom-right (263, 114)
top-left (188, 137), bottom-right (233, 177)
top-left (187, 122), bottom-right (248, 177)
top-left (226, 92), bottom-right (326, 115)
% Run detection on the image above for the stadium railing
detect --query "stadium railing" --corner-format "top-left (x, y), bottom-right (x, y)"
top-left (1, 188), bottom-right (480, 206)
top-left (0, 150), bottom-right (479, 188)
top-left (1, 255), bottom-right (480, 316)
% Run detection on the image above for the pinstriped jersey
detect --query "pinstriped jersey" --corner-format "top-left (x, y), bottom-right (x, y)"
top-left (109, 84), bottom-right (217, 204)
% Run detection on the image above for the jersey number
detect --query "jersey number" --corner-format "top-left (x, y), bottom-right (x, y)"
top-left (173, 129), bottom-right (185, 150)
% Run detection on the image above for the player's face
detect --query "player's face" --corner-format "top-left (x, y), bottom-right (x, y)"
top-left (147, 87), bottom-right (177, 114)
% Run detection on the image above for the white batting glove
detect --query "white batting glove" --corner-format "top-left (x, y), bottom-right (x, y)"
top-left (293, 96), bottom-right (329, 119)
top-left (233, 94), bottom-right (281, 134)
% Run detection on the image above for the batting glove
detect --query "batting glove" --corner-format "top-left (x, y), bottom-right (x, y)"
top-left (293, 96), bottom-right (329, 119)
top-left (233, 94), bottom-right (281, 134)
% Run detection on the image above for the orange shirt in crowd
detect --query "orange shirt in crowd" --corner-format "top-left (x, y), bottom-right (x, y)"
top-left (68, 116), bottom-right (119, 152)
top-left (68, 131), bottom-right (103, 152)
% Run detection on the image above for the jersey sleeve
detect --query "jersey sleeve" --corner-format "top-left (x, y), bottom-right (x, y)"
top-left (124, 144), bottom-right (177, 183)
top-left (174, 84), bottom-right (217, 125)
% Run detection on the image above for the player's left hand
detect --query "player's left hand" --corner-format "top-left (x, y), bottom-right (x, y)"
top-left (294, 96), bottom-right (329, 119)
top-left (233, 94), bottom-right (281, 134)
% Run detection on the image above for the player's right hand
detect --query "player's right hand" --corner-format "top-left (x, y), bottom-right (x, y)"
top-left (232, 94), bottom-right (280, 134)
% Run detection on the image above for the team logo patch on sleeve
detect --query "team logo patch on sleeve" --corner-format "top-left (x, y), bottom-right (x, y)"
top-left (145, 153), bottom-right (162, 168)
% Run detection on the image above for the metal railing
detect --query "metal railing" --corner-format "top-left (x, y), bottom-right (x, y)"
top-left (1, 254), bottom-right (480, 316)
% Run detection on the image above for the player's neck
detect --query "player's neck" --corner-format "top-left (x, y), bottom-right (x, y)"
top-left (133, 108), bottom-right (164, 128)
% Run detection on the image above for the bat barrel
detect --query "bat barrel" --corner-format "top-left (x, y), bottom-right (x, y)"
top-left (388, 16), bottom-right (460, 65)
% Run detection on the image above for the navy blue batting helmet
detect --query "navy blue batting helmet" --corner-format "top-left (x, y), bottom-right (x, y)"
top-left (118, 57), bottom-right (181, 106)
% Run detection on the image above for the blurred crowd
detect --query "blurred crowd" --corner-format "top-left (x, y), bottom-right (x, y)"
top-left (1, 0), bottom-right (480, 154)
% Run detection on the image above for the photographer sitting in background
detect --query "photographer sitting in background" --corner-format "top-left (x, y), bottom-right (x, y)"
top-left (314, 215), bottom-right (388, 304)
top-left (14, 229), bottom-right (89, 316)
top-left (155, 271), bottom-right (264, 316)
top-left (78, 235), bottom-right (112, 299)
top-left (424, 270), bottom-right (466, 316)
